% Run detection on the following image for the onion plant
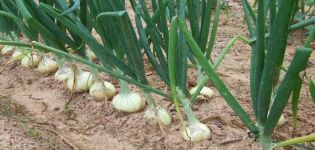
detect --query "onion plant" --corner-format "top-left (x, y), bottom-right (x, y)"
top-left (0, 1), bottom-right (31, 64)
top-left (1, 0), bottom-right (116, 93)
top-left (239, 0), bottom-right (315, 149)
top-left (167, 15), bottom-right (315, 150)
top-left (133, 0), bottom-right (232, 140)
top-left (0, 0), bottom-right (225, 140)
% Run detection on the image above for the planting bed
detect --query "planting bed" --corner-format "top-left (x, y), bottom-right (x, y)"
top-left (0, 1), bottom-right (315, 150)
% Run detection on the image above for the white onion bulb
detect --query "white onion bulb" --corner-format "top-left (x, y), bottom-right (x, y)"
top-left (38, 55), bottom-right (58, 74)
top-left (21, 54), bottom-right (40, 68)
top-left (189, 86), bottom-right (214, 100)
top-left (112, 92), bottom-right (145, 113)
top-left (86, 48), bottom-right (97, 61)
top-left (66, 65), bottom-right (94, 92)
top-left (277, 114), bottom-right (286, 126)
top-left (1, 45), bottom-right (15, 55)
top-left (89, 80), bottom-right (116, 101)
top-left (144, 106), bottom-right (172, 126)
top-left (181, 122), bottom-right (211, 142)
top-left (55, 64), bottom-right (73, 81)
top-left (11, 50), bottom-right (24, 61)
top-left (266, 111), bottom-right (286, 127)
top-left (156, 107), bottom-right (172, 126)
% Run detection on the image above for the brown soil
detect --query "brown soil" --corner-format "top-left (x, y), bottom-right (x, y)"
top-left (0, 1), bottom-right (315, 150)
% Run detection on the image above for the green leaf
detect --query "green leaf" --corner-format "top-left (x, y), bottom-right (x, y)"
top-left (250, 0), bottom-right (266, 120)
top-left (135, 5), bottom-right (170, 85)
top-left (176, 17), bottom-right (259, 135)
top-left (205, 0), bottom-right (221, 59)
top-left (116, 11), bottom-right (148, 83)
top-left (0, 10), bottom-right (37, 41)
top-left (292, 78), bottom-right (302, 134)
top-left (199, 0), bottom-right (214, 51)
top-left (308, 80), bottom-right (315, 103)
top-left (61, 0), bottom-right (80, 15)
top-left (187, 0), bottom-right (200, 41)
top-left (265, 48), bottom-right (312, 137)
top-left (25, 0), bottom-right (81, 51)
top-left (138, 0), bottom-right (169, 77)
top-left (176, 0), bottom-right (189, 92)
top-left (191, 35), bottom-right (247, 102)
top-left (15, 0), bottom-right (64, 49)
top-left (39, 3), bottom-right (137, 79)
top-left (0, 2), bottom-right (20, 35)
top-left (168, 16), bottom-right (185, 127)
top-left (241, 0), bottom-right (256, 36)
top-left (168, 17), bottom-right (179, 101)
top-left (256, 0), bottom-right (297, 126)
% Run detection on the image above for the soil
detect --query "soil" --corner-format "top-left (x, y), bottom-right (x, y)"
top-left (0, 1), bottom-right (315, 150)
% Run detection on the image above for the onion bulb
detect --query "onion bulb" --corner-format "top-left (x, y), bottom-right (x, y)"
top-left (181, 122), bottom-right (211, 142)
top-left (66, 64), bottom-right (94, 92)
top-left (38, 55), bottom-right (58, 74)
top-left (1, 45), bottom-right (15, 55)
top-left (189, 86), bottom-right (214, 100)
top-left (112, 79), bottom-right (146, 113)
top-left (258, 112), bottom-right (286, 127)
top-left (277, 114), bottom-right (286, 126)
top-left (179, 93), bottom-right (211, 142)
top-left (144, 106), bottom-right (172, 126)
top-left (86, 48), bottom-right (97, 61)
top-left (89, 80), bottom-right (116, 101)
top-left (55, 64), bottom-right (73, 81)
top-left (21, 53), bottom-right (40, 68)
top-left (112, 92), bottom-right (145, 113)
top-left (11, 50), bottom-right (24, 61)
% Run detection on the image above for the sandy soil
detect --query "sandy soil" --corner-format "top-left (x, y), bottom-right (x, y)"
top-left (0, 1), bottom-right (315, 150)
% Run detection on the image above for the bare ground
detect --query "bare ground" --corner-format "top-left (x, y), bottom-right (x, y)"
top-left (0, 1), bottom-right (315, 150)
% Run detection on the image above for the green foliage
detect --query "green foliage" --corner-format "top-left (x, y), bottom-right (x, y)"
top-left (241, 0), bottom-right (315, 149)
top-left (0, 0), bottom-right (315, 149)
top-left (308, 80), bottom-right (315, 103)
